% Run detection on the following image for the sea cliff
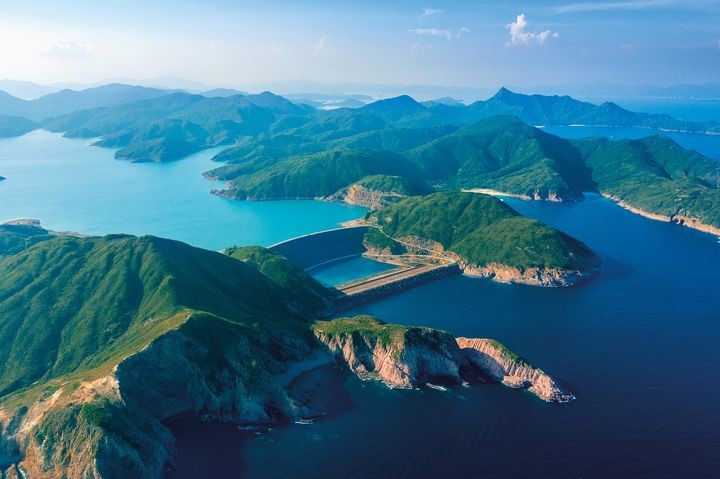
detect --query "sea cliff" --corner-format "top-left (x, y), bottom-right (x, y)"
top-left (313, 316), bottom-right (574, 402)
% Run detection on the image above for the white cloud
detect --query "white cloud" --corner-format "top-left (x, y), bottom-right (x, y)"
top-left (421, 8), bottom-right (443, 17)
top-left (310, 35), bottom-right (329, 56)
top-left (506, 14), bottom-right (558, 46)
top-left (408, 27), bottom-right (451, 40)
top-left (408, 27), bottom-right (470, 41)
top-left (39, 41), bottom-right (92, 58)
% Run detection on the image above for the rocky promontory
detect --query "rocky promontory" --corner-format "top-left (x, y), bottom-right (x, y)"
top-left (456, 338), bottom-right (575, 402)
top-left (313, 316), bottom-right (574, 402)
top-left (364, 192), bottom-right (601, 288)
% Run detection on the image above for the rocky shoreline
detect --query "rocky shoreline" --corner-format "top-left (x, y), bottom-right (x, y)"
top-left (462, 188), bottom-right (582, 202)
top-left (460, 261), bottom-right (600, 287)
top-left (601, 193), bottom-right (720, 237)
top-left (313, 316), bottom-right (574, 403)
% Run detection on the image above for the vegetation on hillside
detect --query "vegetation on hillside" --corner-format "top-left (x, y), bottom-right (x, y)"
top-left (226, 245), bottom-right (333, 315)
top-left (367, 192), bottom-right (597, 270)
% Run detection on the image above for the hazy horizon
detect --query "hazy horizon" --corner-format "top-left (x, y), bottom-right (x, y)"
top-left (1, 0), bottom-right (719, 91)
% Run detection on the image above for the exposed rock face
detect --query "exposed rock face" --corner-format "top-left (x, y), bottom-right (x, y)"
top-left (314, 317), bottom-right (574, 402)
top-left (313, 326), bottom-right (465, 388)
top-left (326, 184), bottom-right (405, 210)
top-left (603, 193), bottom-right (720, 237)
top-left (456, 338), bottom-right (575, 403)
top-left (0, 314), bottom-right (316, 479)
top-left (461, 261), bottom-right (598, 287)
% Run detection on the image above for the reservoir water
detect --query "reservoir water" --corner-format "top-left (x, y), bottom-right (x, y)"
top-left (308, 256), bottom-right (397, 287)
top-left (1, 125), bottom-right (720, 477)
top-left (0, 130), bottom-right (365, 250)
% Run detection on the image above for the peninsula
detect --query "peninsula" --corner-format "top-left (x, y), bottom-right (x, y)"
top-left (0, 226), bottom-right (575, 478)
top-left (362, 191), bottom-right (600, 286)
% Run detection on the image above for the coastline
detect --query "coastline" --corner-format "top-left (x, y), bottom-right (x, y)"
top-left (601, 193), bottom-right (720, 237)
top-left (462, 187), bottom-right (720, 239)
top-left (461, 188), bottom-right (577, 202)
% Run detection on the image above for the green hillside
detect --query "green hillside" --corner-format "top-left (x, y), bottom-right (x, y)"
top-left (226, 245), bottom-right (333, 315)
top-left (406, 115), bottom-right (593, 199)
top-left (0, 234), bottom-right (300, 397)
top-left (218, 148), bottom-right (424, 200)
top-left (0, 224), bottom-right (54, 256)
top-left (367, 191), bottom-right (597, 271)
top-left (577, 135), bottom-right (720, 228)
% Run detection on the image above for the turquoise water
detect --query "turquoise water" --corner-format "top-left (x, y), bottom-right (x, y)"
top-left (544, 125), bottom-right (720, 160)
top-left (308, 256), bottom-right (397, 286)
top-left (0, 130), bottom-right (365, 250)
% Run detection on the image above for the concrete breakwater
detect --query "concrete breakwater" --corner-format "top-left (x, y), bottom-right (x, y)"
top-left (331, 263), bottom-right (461, 312)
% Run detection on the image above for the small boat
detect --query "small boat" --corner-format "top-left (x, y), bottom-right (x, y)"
top-left (293, 418), bottom-right (315, 425)
top-left (425, 383), bottom-right (448, 392)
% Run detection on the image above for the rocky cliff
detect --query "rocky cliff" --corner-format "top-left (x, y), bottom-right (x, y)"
top-left (460, 261), bottom-right (598, 287)
top-left (0, 312), bottom-right (317, 479)
top-left (326, 183), bottom-right (406, 210)
top-left (313, 316), bottom-right (574, 402)
top-left (456, 337), bottom-right (575, 402)
top-left (313, 317), bottom-right (465, 388)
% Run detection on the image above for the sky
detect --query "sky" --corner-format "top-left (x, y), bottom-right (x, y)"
top-left (0, 0), bottom-right (718, 89)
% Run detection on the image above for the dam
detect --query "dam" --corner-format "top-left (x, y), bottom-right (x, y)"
top-left (270, 225), bottom-right (461, 311)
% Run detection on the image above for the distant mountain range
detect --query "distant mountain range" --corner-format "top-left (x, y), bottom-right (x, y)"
top-left (0, 85), bottom-right (718, 234)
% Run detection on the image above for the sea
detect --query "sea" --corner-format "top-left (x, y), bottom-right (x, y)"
top-left (1, 102), bottom-right (719, 478)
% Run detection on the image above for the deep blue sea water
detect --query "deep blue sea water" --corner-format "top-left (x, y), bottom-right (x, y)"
top-left (207, 193), bottom-right (720, 479)
top-left (0, 130), bottom-right (365, 250)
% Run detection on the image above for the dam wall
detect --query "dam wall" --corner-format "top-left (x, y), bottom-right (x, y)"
top-left (332, 263), bottom-right (462, 312)
top-left (270, 226), bottom-right (371, 271)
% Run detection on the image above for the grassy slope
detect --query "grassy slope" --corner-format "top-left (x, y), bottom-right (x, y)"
top-left (0, 234), bottom-right (299, 397)
top-left (368, 191), bottom-right (596, 270)
top-left (313, 315), bottom-right (433, 349)
top-left (221, 148), bottom-right (424, 200)
top-left (0, 225), bottom-right (55, 257)
top-left (406, 116), bottom-right (593, 198)
top-left (576, 135), bottom-right (720, 228)
top-left (226, 245), bottom-right (333, 315)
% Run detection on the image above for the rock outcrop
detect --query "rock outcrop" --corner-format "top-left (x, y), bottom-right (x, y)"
top-left (461, 261), bottom-right (599, 287)
top-left (326, 184), bottom-right (406, 210)
top-left (0, 313), bottom-right (317, 479)
top-left (313, 316), bottom-right (574, 402)
top-left (313, 319), bottom-right (465, 388)
top-left (456, 338), bottom-right (575, 402)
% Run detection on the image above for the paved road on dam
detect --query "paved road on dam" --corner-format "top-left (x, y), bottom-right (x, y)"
top-left (335, 263), bottom-right (451, 296)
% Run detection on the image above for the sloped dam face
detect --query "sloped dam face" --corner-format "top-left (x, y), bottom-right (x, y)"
top-left (270, 226), bottom-right (372, 271)
top-left (270, 226), bottom-right (460, 311)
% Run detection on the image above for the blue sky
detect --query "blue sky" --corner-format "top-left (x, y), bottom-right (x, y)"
top-left (0, 0), bottom-right (718, 88)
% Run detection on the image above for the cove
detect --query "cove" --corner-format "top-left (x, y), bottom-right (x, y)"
top-left (0, 130), bottom-right (366, 251)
